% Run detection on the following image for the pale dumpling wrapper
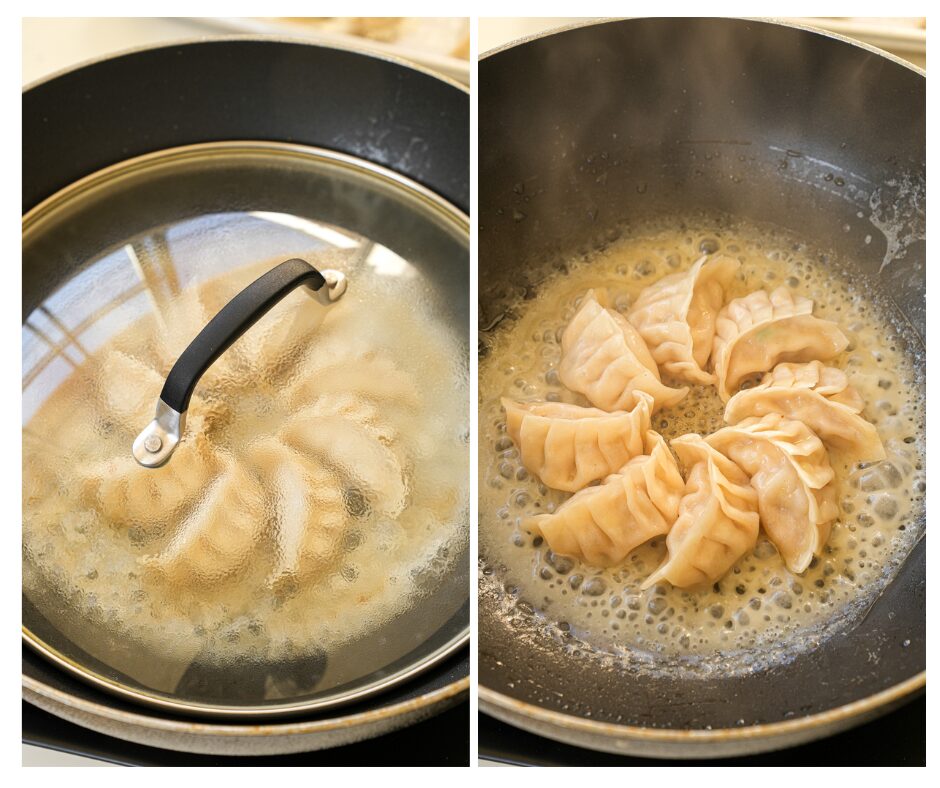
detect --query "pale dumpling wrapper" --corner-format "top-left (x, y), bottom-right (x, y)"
top-left (643, 434), bottom-right (759, 590)
top-left (559, 289), bottom-right (688, 413)
top-left (628, 254), bottom-right (739, 384)
top-left (281, 412), bottom-right (407, 518)
top-left (80, 432), bottom-right (220, 531)
top-left (529, 432), bottom-right (684, 567)
top-left (724, 361), bottom-right (885, 462)
top-left (91, 349), bottom-right (230, 440)
top-left (501, 392), bottom-right (652, 492)
top-left (245, 438), bottom-right (348, 588)
top-left (143, 456), bottom-right (267, 585)
top-left (711, 286), bottom-right (849, 401)
top-left (288, 351), bottom-right (421, 414)
top-left (706, 414), bottom-right (839, 574)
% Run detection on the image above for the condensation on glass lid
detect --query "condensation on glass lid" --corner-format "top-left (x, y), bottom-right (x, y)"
top-left (23, 211), bottom-right (424, 425)
top-left (22, 198), bottom-right (469, 710)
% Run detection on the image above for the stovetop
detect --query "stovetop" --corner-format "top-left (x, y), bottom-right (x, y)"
top-left (479, 694), bottom-right (925, 766)
top-left (24, 700), bottom-right (469, 766)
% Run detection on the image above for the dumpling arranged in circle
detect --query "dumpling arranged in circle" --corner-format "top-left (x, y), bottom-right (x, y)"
top-left (245, 438), bottom-right (348, 589)
top-left (724, 360), bottom-right (885, 461)
top-left (628, 254), bottom-right (739, 385)
top-left (143, 455), bottom-right (266, 585)
top-left (81, 437), bottom-right (220, 534)
top-left (706, 414), bottom-right (839, 574)
top-left (528, 432), bottom-right (684, 567)
top-left (643, 433), bottom-right (759, 590)
top-left (711, 287), bottom-right (848, 401)
top-left (559, 289), bottom-right (688, 413)
top-left (501, 392), bottom-right (652, 492)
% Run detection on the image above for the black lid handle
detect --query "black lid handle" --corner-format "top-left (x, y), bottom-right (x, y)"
top-left (132, 258), bottom-right (347, 468)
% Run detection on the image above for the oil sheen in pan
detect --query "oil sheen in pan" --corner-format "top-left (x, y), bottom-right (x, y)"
top-left (479, 215), bottom-right (925, 679)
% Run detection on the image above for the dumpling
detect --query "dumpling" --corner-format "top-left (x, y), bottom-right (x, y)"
top-left (143, 458), bottom-right (266, 584)
top-left (501, 392), bottom-right (651, 492)
top-left (724, 361), bottom-right (885, 461)
top-left (229, 294), bottom-right (330, 382)
top-left (245, 439), bottom-right (347, 587)
top-left (642, 434), bottom-right (759, 589)
top-left (706, 414), bottom-right (839, 573)
top-left (93, 350), bottom-right (165, 430)
top-left (559, 290), bottom-right (688, 413)
top-left (81, 433), bottom-right (219, 531)
top-left (628, 255), bottom-right (739, 384)
top-left (711, 287), bottom-right (848, 401)
top-left (92, 349), bottom-right (228, 438)
top-left (528, 432), bottom-right (684, 567)
top-left (288, 353), bottom-right (420, 413)
top-left (281, 413), bottom-right (407, 517)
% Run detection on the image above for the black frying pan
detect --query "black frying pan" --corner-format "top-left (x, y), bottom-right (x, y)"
top-left (23, 38), bottom-right (469, 753)
top-left (478, 18), bottom-right (924, 758)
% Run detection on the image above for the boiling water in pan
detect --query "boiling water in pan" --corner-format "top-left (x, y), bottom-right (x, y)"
top-left (479, 215), bottom-right (925, 678)
top-left (22, 146), bottom-right (469, 704)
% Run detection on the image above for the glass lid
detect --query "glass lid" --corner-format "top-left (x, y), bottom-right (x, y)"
top-left (22, 142), bottom-right (469, 717)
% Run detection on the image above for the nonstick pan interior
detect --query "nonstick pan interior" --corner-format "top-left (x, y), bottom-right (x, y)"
top-left (479, 18), bottom-right (924, 757)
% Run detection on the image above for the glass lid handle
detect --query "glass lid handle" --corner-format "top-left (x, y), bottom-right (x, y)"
top-left (132, 258), bottom-right (348, 468)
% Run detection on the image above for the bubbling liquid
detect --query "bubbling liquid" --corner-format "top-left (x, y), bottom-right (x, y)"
top-left (479, 217), bottom-right (925, 676)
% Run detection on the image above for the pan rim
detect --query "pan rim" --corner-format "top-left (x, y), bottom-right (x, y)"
top-left (479, 16), bottom-right (926, 78)
top-left (23, 672), bottom-right (470, 736)
top-left (22, 140), bottom-right (470, 719)
top-left (22, 33), bottom-right (470, 97)
top-left (479, 671), bottom-right (925, 743)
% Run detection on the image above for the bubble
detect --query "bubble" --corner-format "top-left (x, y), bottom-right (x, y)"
top-left (872, 494), bottom-right (899, 520)
top-left (546, 551), bottom-right (574, 575)
top-left (635, 259), bottom-right (656, 278)
top-left (854, 469), bottom-right (884, 492)
top-left (648, 597), bottom-right (667, 615)
top-left (581, 577), bottom-right (607, 596)
top-left (752, 539), bottom-right (777, 559)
